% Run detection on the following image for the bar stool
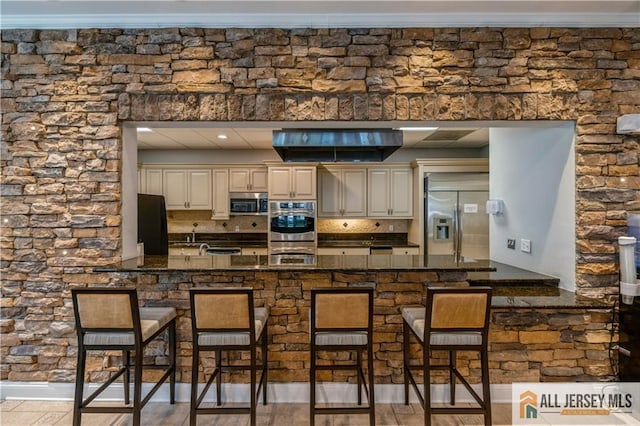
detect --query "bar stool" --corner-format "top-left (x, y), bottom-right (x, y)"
top-left (189, 288), bottom-right (268, 426)
top-left (309, 287), bottom-right (375, 426)
top-left (402, 286), bottom-right (492, 426)
top-left (71, 288), bottom-right (176, 426)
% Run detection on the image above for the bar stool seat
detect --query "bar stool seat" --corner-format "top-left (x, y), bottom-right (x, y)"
top-left (402, 286), bottom-right (492, 426)
top-left (72, 288), bottom-right (177, 426)
top-left (189, 288), bottom-right (268, 426)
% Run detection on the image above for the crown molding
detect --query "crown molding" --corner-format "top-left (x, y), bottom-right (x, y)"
top-left (1, 12), bottom-right (638, 30)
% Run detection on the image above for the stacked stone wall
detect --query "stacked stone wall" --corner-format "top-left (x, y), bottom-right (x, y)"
top-left (1, 27), bottom-right (637, 382)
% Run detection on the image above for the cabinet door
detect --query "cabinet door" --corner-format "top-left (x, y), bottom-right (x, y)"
top-left (392, 247), bottom-right (420, 255)
top-left (342, 169), bottom-right (367, 216)
top-left (163, 170), bottom-right (188, 209)
top-left (211, 169), bottom-right (229, 219)
top-left (268, 167), bottom-right (293, 199)
top-left (229, 169), bottom-right (250, 192)
top-left (241, 247), bottom-right (268, 256)
top-left (145, 169), bottom-right (163, 196)
top-left (367, 169), bottom-right (390, 216)
top-left (318, 169), bottom-right (342, 217)
top-left (291, 167), bottom-right (316, 199)
top-left (250, 168), bottom-right (268, 192)
top-left (188, 169), bottom-right (212, 209)
top-left (389, 168), bottom-right (413, 217)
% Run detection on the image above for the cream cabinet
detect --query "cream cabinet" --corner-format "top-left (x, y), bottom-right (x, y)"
top-left (241, 247), bottom-right (268, 256)
top-left (163, 169), bottom-right (212, 210)
top-left (211, 168), bottom-right (230, 219)
top-left (318, 167), bottom-right (367, 217)
top-left (139, 168), bottom-right (163, 195)
top-left (392, 247), bottom-right (420, 255)
top-left (317, 247), bottom-right (370, 255)
top-left (268, 166), bottom-right (316, 200)
top-left (228, 167), bottom-right (268, 192)
top-left (367, 167), bottom-right (413, 218)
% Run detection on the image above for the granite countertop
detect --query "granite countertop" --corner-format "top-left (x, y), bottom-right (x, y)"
top-left (97, 254), bottom-right (496, 272)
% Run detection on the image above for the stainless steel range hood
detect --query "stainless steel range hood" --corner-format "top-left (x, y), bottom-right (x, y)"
top-left (272, 129), bottom-right (402, 162)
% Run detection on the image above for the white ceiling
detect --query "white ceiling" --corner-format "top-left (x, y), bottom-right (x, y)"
top-left (136, 125), bottom-right (490, 150)
top-left (1, 1), bottom-right (638, 28)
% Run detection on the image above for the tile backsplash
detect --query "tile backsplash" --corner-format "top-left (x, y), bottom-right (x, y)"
top-left (167, 210), bottom-right (267, 234)
top-left (167, 211), bottom-right (408, 235)
top-left (317, 218), bottom-right (408, 233)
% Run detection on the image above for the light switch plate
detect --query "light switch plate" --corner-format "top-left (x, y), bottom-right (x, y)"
top-left (521, 239), bottom-right (531, 253)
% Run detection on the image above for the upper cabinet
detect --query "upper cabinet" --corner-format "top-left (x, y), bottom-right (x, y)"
top-left (139, 168), bottom-right (163, 196)
top-left (211, 168), bottom-right (229, 219)
top-left (318, 167), bottom-right (367, 217)
top-left (367, 167), bottom-right (413, 218)
top-left (228, 167), bottom-right (268, 192)
top-left (268, 166), bottom-right (317, 200)
top-left (163, 169), bottom-right (212, 210)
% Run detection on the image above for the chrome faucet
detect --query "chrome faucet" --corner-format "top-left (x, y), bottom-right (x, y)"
top-left (192, 223), bottom-right (198, 243)
top-left (198, 243), bottom-right (210, 256)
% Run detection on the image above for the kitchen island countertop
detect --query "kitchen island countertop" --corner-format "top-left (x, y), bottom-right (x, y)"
top-left (96, 254), bottom-right (496, 272)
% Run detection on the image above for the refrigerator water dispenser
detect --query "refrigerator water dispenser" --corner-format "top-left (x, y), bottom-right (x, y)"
top-left (434, 217), bottom-right (452, 241)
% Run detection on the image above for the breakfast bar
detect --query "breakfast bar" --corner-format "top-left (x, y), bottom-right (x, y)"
top-left (93, 255), bottom-right (613, 387)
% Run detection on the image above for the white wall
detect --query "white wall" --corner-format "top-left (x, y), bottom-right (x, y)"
top-left (490, 126), bottom-right (576, 290)
top-left (122, 125), bottom-right (138, 261)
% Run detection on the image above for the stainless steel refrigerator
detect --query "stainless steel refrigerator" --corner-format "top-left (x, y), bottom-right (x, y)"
top-left (424, 173), bottom-right (489, 261)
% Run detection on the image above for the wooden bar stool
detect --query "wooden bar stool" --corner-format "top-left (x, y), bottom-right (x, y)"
top-left (402, 286), bottom-right (492, 426)
top-left (71, 288), bottom-right (176, 426)
top-left (189, 287), bottom-right (268, 426)
top-left (309, 287), bottom-right (375, 426)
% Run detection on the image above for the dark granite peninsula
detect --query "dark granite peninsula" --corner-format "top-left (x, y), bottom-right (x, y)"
top-left (93, 255), bottom-right (614, 386)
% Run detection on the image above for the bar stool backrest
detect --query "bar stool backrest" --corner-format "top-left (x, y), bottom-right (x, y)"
top-left (72, 288), bottom-right (139, 331)
top-left (312, 288), bottom-right (373, 331)
top-left (427, 287), bottom-right (491, 333)
top-left (191, 288), bottom-right (253, 331)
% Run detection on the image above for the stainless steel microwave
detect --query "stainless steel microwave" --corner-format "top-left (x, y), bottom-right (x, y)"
top-left (229, 193), bottom-right (268, 215)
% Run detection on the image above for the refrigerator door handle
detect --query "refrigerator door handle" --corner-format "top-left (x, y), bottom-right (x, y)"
top-left (453, 203), bottom-right (459, 260)
top-left (457, 203), bottom-right (463, 260)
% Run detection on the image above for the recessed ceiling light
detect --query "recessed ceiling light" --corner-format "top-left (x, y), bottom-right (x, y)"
top-left (397, 127), bottom-right (438, 131)
top-left (137, 127), bottom-right (153, 132)
top-left (217, 134), bottom-right (228, 139)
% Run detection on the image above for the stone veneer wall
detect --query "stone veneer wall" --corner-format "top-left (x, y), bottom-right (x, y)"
top-left (71, 270), bottom-right (615, 384)
top-left (0, 27), bottom-right (637, 383)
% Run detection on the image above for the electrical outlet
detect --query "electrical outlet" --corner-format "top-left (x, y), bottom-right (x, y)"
top-left (235, 225), bottom-right (240, 232)
top-left (389, 224), bottom-right (394, 232)
top-left (521, 238), bottom-right (531, 253)
top-left (507, 239), bottom-right (516, 249)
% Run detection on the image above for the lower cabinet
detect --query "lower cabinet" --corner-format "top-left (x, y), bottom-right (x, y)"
top-left (241, 247), bottom-right (268, 256)
top-left (317, 247), bottom-right (370, 256)
top-left (392, 247), bottom-right (420, 255)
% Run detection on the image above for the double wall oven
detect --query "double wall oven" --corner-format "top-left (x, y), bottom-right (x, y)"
top-left (269, 200), bottom-right (316, 261)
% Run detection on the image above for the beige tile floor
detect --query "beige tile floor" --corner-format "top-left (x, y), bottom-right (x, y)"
top-left (0, 400), bottom-right (512, 425)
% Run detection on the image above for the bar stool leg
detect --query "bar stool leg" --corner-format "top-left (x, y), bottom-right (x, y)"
top-left (169, 324), bottom-right (176, 404)
top-left (310, 343), bottom-right (316, 426)
top-left (250, 346), bottom-right (257, 426)
top-left (123, 350), bottom-right (131, 405)
top-left (367, 343), bottom-right (376, 426)
top-left (190, 345), bottom-right (199, 426)
top-left (216, 350), bottom-right (222, 406)
top-left (481, 348), bottom-right (492, 426)
top-left (449, 350), bottom-right (456, 404)
top-left (133, 351), bottom-right (143, 426)
top-left (73, 347), bottom-right (86, 426)
top-left (262, 328), bottom-right (268, 405)
top-left (403, 321), bottom-right (410, 406)
top-left (423, 347), bottom-right (431, 426)
top-left (357, 350), bottom-right (363, 405)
